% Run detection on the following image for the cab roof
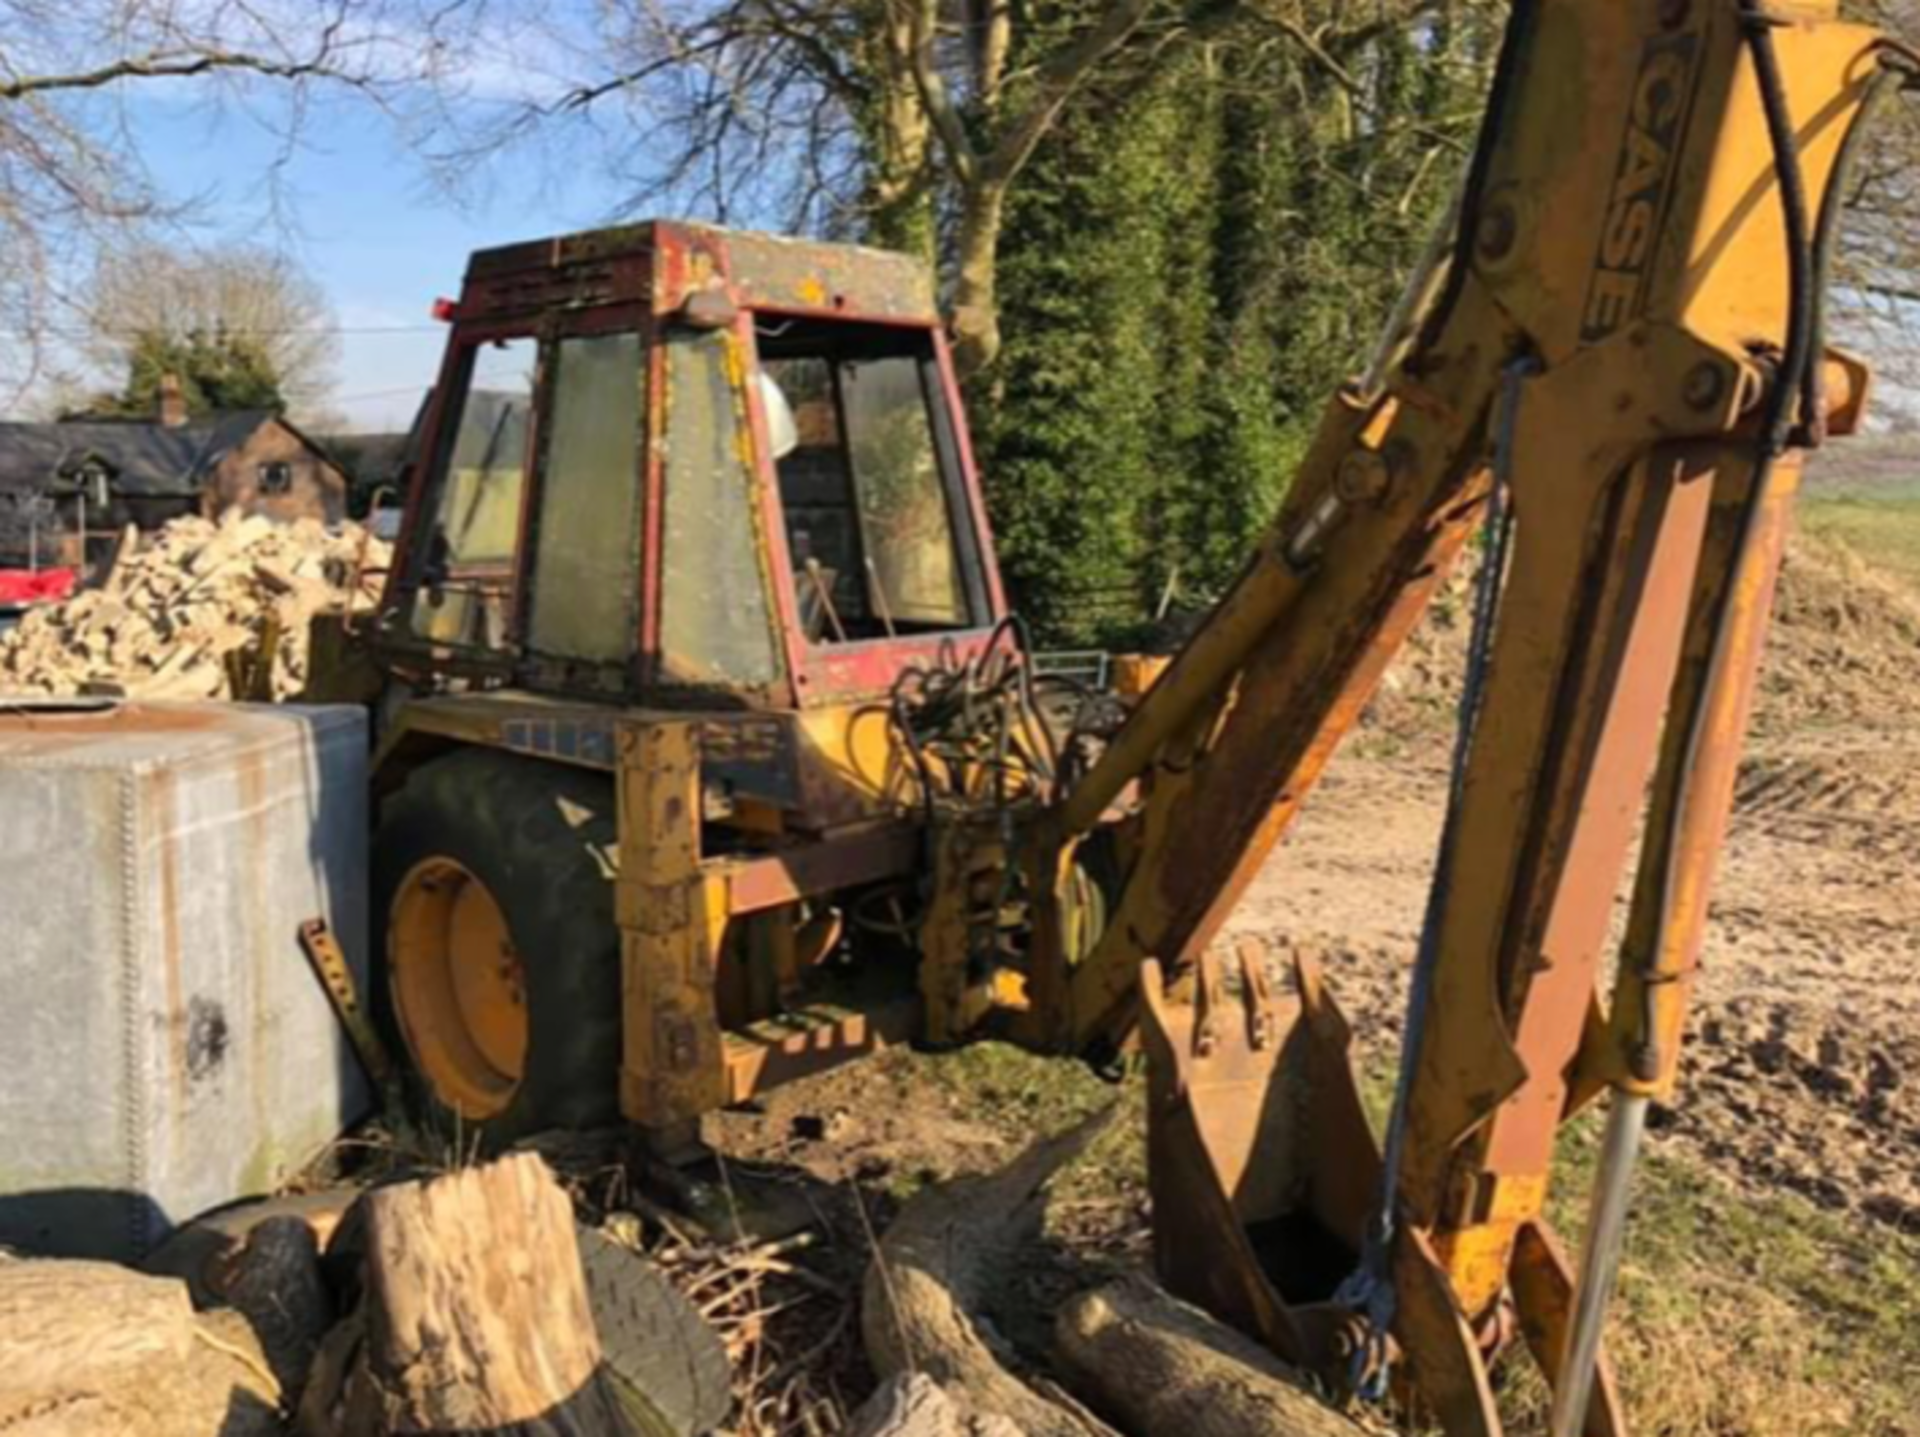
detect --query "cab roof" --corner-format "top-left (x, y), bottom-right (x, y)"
top-left (456, 219), bottom-right (939, 327)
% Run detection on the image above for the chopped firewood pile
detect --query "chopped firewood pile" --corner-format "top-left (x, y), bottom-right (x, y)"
top-left (0, 512), bottom-right (388, 702)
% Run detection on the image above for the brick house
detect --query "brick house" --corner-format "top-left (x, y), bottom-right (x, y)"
top-left (0, 381), bottom-right (348, 567)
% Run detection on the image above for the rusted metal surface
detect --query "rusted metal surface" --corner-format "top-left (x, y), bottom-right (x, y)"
top-left (298, 917), bottom-right (396, 1086)
top-left (723, 822), bottom-right (920, 916)
top-left (1019, 5), bottom-right (1887, 1430)
top-left (721, 994), bottom-right (918, 1106)
top-left (378, 692), bottom-right (910, 829)
top-left (379, 216), bottom-right (1006, 723)
top-left (795, 630), bottom-right (1001, 705)
top-left (1391, 1226), bottom-right (1500, 1437)
top-left (1034, 296), bottom-right (1511, 1056)
top-left (1393, 442), bottom-right (1718, 1315)
top-left (1138, 942), bottom-right (1380, 1377)
top-left (1511, 1220), bottom-right (1626, 1437)
top-left (657, 222), bottom-right (938, 325)
top-left (457, 225), bottom-right (651, 321)
top-left (616, 720), bottom-right (730, 1129)
top-left (1583, 451), bottom-right (1803, 1105)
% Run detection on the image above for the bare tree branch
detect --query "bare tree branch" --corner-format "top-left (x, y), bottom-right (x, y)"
top-left (0, 46), bottom-right (348, 101)
top-left (979, 0), bottom-right (1160, 187)
top-left (903, 0), bottom-right (977, 185)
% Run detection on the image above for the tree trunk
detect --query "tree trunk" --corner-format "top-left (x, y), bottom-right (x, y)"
top-left (949, 184), bottom-right (1008, 380)
top-left (862, 10), bottom-right (936, 259)
top-left (1054, 1276), bottom-right (1367, 1437)
top-left (299, 1153), bottom-right (636, 1437)
top-left (966, 0), bottom-right (1012, 112)
top-left (862, 1109), bottom-right (1118, 1437)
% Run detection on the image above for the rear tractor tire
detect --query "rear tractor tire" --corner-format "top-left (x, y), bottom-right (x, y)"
top-left (372, 747), bottom-right (622, 1150)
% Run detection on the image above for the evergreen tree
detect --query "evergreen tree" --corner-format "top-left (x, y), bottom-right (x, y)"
top-left (79, 325), bottom-right (286, 420)
top-left (983, 15), bottom-right (1489, 645)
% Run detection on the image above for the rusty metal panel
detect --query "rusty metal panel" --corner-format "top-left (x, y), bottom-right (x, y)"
top-left (656, 222), bottom-right (938, 323)
top-left (723, 823), bottom-right (920, 915)
top-left (460, 224), bottom-right (652, 321)
top-left (615, 720), bottom-right (729, 1128)
top-left (0, 702), bottom-right (369, 1260)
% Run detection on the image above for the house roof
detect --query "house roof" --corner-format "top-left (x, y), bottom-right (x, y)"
top-left (315, 430), bottom-right (411, 489)
top-left (0, 412), bottom-right (279, 497)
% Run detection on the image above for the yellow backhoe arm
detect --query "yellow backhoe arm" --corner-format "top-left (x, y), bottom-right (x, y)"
top-left (1012, 0), bottom-right (1899, 1430)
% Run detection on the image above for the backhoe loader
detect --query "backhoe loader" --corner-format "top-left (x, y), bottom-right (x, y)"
top-left (335, 0), bottom-right (1907, 1429)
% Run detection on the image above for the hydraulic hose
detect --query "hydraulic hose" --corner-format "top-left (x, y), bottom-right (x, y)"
top-left (1805, 64), bottom-right (1901, 442)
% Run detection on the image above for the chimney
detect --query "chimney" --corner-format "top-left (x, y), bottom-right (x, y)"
top-left (158, 372), bottom-right (187, 428)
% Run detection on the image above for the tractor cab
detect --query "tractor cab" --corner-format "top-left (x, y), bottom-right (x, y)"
top-left (360, 224), bottom-right (1024, 1146)
top-left (377, 221), bottom-right (1005, 715)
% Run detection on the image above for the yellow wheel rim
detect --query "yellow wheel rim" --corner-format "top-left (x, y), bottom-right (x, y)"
top-left (389, 857), bottom-right (528, 1119)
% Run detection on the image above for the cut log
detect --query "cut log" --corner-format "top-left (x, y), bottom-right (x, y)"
top-left (0, 1256), bottom-right (281, 1436)
top-left (845, 1372), bottom-right (1028, 1437)
top-left (215, 1215), bottom-right (335, 1401)
top-left (844, 1374), bottom-right (969, 1437)
top-left (861, 1109), bottom-right (1119, 1437)
top-left (299, 1153), bottom-right (639, 1437)
top-left (1054, 1275), bottom-right (1367, 1437)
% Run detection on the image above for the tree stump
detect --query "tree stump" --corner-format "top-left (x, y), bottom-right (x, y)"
top-left (298, 1153), bottom-right (637, 1437)
top-left (1055, 1275), bottom-right (1367, 1437)
top-left (861, 1109), bottom-right (1119, 1437)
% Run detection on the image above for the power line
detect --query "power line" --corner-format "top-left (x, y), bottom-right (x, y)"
top-left (332, 384), bottom-right (432, 402)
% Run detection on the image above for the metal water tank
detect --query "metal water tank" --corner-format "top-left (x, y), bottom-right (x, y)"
top-left (0, 700), bottom-right (370, 1260)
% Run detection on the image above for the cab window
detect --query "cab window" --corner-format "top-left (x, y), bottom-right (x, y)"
top-left (756, 321), bottom-right (982, 643)
top-left (523, 331), bottom-right (645, 665)
top-left (657, 328), bottom-right (783, 688)
top-left (404, 338), bottom-right (535, 651)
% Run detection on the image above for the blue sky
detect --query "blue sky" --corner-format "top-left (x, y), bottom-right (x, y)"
top-left (115, 84), bottom-right (637, 433)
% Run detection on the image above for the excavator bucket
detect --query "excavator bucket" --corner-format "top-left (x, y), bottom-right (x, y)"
top-left (1138, 939), bottom-right (1382, 1376)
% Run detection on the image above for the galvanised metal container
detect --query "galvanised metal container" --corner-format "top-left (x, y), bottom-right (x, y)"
top-left (0, 700), bottom-right (369, 1260)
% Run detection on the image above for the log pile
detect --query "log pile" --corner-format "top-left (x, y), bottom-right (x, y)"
top-left (857, 1111), bottom-right (1371, 1437)
top-left (0, 512), bottom-right (389, 702)
top-left (0, 1123), bottom-right (1379, 1437)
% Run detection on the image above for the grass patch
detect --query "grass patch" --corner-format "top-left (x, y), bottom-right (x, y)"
top-left (1799, 496), bottom-right (1920, 590)
top-left (923, 1040), bottom-right (1145, 1206)
top-left (1800, 449), bottom-right (1920, 588)
top-left (919, 1045), bottom-right (1920, 1435)
top-left (1488, 1108), bottom-right (1920, 1436)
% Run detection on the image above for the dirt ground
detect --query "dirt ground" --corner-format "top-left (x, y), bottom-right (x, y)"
top-left (1224, 724), bottom-right (1920, 1233)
